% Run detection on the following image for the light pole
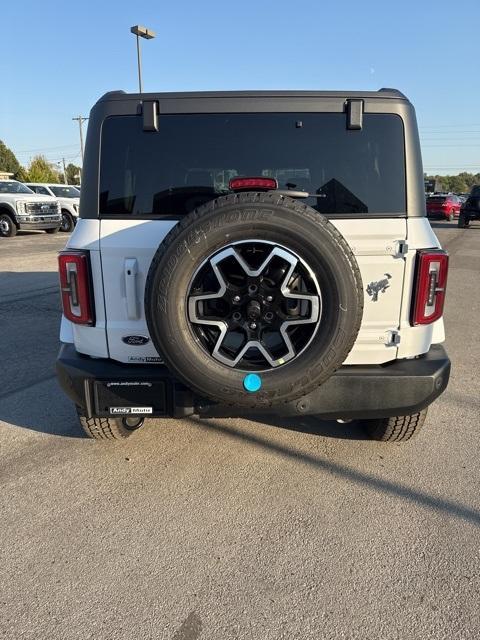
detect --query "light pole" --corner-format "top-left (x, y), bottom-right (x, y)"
top-left (130, 25), bottom-right (156, 93)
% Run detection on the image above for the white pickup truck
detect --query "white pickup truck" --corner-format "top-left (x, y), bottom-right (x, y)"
top-left (25, 183), bottom-right (80, 232)
top-left (0, 180), bottom-right (61, 237)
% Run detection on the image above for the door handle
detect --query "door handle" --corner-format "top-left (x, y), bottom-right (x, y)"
top-left (124, 258), bottom-right (138, 319)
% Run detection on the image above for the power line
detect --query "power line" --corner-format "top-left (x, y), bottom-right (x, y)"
top-left (45, 153), bottom-right (82, 164)
top-left (14, 143), bottom-right (79, 155)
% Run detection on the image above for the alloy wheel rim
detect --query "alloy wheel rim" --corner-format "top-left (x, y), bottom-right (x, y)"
top-left (186, 240), bottom-right (322, 371)
top-left (0, 216), bottom-right (10, 233)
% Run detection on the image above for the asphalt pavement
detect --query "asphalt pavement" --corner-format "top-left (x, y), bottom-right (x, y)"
top-left (0, 223), bottom-right (479, 640)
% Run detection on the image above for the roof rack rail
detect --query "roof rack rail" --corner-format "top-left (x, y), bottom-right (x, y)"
top-left (378, 87), bottom-right (407, 98)
top-left (98, 90), bottom-right (126, 101)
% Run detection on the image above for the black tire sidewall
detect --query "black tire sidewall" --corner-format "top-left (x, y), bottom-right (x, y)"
top-left (61, 211), bottom-right (74, 232)
top-left (145, 195), bottom-right (363, 407)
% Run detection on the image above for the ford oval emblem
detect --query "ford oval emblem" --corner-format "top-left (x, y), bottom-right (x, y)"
top-left (122, 335), bottom-right (150, 346)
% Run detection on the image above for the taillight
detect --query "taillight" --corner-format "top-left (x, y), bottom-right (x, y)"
top-left (58, 251), bottom-right (95, 325)
top-left (229, 177), bottom-right (278, 191)
top-left (411, 250), bottom-right (449, 325)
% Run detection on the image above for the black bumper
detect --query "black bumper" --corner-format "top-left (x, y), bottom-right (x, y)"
top-left (56, 343), bottom-right (450, 420)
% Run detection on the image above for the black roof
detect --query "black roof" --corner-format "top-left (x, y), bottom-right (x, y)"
top-left (97, 88), bottom-right (408, 103)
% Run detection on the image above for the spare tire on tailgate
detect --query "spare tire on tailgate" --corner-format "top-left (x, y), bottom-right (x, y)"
top-left (145, 192), bottom-right (363, 407)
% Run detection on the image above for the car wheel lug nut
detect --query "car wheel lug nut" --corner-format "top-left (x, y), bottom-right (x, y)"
top-left (233, 295), bottom-right (241, 303)
top-left (233, 311), bottom-right (242, 321)
top-left (266, 295), bottom-right (273, 303)
top-left (250, 322), bottom-right (257, 329)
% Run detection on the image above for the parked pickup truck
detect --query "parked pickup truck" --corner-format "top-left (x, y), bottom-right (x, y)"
top-left (0, 180), bottom-right (61, 237)
top-left (25, 183), bottom-right (80, 232)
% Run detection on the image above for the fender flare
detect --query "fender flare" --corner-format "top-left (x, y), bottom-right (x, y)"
top-left (60, 203), bottom-right (77, 216)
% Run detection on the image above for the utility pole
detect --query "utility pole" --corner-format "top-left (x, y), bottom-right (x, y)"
top-left (62, 158), bottom-right (67, 183)
top-left (72, 115), bottom-right (88, 163)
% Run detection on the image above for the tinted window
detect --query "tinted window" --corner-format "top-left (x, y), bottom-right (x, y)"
top-left (49, 186), bottom-right (80, 198)
top-left (100, 113), bottom-right (406, 217)
top-left (0, 181), bottom-right (34, 194)
top-left (34, 186), bottom-right (50, 195)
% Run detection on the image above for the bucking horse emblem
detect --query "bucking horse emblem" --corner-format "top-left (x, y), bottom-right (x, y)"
top-left (366, 273), bottom-right (392, 302)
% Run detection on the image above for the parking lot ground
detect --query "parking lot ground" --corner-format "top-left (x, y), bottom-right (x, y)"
top-left (0, 224), bottom-right (479, 640)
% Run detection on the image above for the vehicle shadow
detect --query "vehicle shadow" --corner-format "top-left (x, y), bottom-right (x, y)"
top-left (186, 415), bottom-right (480, 527)
top-left (0, 379), bottom-right (84, 438)
top-left (257, 413), bottom-right (369, 440)
top-left (199, 411), bottom-right (368, 440)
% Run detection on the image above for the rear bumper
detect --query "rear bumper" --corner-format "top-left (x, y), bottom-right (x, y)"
top-left (56, 343), bottom-right (450, 420)
top-left (427, 211), bottom-right (455, 219)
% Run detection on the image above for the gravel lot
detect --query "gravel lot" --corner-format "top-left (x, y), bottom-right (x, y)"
top-left (0, 223), bottom-right (479, 640)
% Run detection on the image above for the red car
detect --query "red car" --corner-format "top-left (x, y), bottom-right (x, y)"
top-left (426, 194), bottom-right (461, 221)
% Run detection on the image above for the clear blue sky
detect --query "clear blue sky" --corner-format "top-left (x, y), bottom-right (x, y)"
top-left (1, 0), bottom-right (478, 175)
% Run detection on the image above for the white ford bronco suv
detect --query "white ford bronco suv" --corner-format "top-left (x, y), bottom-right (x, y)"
top-left (0, 180), bottom-right (61, 237)
top-left (56, 89), bottom-right (451, 442)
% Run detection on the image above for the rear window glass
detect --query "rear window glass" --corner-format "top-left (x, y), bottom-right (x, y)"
top-left (100, 112), bottom-right (406, 217)
top-left (428, 197), bottom-right (447, 203)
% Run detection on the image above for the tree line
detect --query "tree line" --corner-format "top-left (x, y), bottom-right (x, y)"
top-left (425, 172), bottom-right (479, 194)
top-left (0, 140), bottom-right (81, 185)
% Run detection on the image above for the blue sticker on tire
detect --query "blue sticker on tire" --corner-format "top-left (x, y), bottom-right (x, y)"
top-left (243, 373), bottom-right (262, 393)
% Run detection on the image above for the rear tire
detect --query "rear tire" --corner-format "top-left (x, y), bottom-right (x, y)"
top-left (458, 212), bottom-right (470, 228)
top-left (359, 409), bottom-right (428, 442)
top-left (45, 227), bottom-right (60, 234)
top-left (0, 213), bottom-right (17, 237)
top-left (77, 409), bottom-right (145, 440)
